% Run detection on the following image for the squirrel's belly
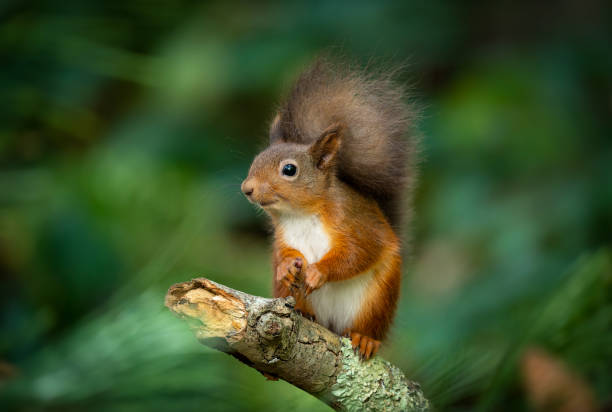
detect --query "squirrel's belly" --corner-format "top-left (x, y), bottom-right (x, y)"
top-left (307, 270), bottom-right (374, 334)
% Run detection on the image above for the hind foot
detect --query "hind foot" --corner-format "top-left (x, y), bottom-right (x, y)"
top-left (350, 332), bottom-right (381, 361)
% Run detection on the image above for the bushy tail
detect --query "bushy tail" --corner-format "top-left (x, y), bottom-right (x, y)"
top-left (269, 57), bottom-right (419, 230)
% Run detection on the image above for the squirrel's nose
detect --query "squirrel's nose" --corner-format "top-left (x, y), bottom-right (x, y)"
top-left (241, 179), bottom-right (254, 197)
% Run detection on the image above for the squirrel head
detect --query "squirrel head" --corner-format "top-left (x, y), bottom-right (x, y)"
top-left (241, 123), bottom-right (342, 215)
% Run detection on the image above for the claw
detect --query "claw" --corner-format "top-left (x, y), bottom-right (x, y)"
top-left (349, 332), bottom-right (380, 361)
top-left (351, 332), bottom-right (362, 356)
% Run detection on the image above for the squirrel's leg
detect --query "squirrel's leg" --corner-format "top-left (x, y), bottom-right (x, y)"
top-left (273, 247), bottom-right (315, 319)
top-left (276, 256), bottom-right (303, 292)
top-left (348, 253), bottom-right (401, 360)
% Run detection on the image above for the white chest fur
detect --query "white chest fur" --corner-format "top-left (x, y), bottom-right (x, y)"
top-left (279, 214), bottom-right (331, 264)
top-left (279, 213), bottom-right (372, 334)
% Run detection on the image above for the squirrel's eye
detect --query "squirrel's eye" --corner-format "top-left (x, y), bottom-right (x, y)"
top-left (282, 163), bottom-right (297, 177)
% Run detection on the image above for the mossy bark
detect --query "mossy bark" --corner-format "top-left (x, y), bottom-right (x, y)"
top-left (165, 278), bottom-right (429, 411)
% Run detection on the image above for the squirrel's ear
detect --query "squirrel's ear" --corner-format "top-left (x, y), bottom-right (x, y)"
top-left (310, 123), bottom-right (343, 170)
top-left (269, 113), bottom-right (284, 144)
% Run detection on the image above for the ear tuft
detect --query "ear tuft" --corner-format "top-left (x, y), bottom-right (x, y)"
top-left (309, 123), bottom-right (343, 170)
top-left (269, 114), bottom-right (284, 144)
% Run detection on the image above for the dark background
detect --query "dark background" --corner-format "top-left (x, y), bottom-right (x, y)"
top-left (1, 1), bottom-right (611, 410)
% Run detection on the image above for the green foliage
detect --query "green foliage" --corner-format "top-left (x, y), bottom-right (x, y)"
top-left (1, 1), bottom-right (610, 410)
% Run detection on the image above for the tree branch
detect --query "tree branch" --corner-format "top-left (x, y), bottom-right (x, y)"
top-left (165, 278), bottom-right (429, 411)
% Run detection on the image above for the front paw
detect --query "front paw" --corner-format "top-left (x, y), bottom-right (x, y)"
top-left (276, 257), bottom-right (303, 292)
top-left (304, 265), bottom-right (327, 295)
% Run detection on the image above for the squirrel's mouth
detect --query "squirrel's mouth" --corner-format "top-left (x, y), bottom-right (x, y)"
top-left (258, 200), bottom-right (278, 207)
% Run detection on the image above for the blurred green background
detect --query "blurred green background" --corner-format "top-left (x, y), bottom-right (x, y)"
top-left (1, 1), bottom-right (611, 411)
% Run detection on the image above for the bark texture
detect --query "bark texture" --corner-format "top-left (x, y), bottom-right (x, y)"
top-left (165, 278), bottom-right (429, 411)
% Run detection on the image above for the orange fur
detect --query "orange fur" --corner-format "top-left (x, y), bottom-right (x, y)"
top-left (269, 181), bottom-right (402, 358)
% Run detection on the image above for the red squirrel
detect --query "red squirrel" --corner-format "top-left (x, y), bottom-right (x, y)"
top-left (241, 58), bottom-right (418, 360)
